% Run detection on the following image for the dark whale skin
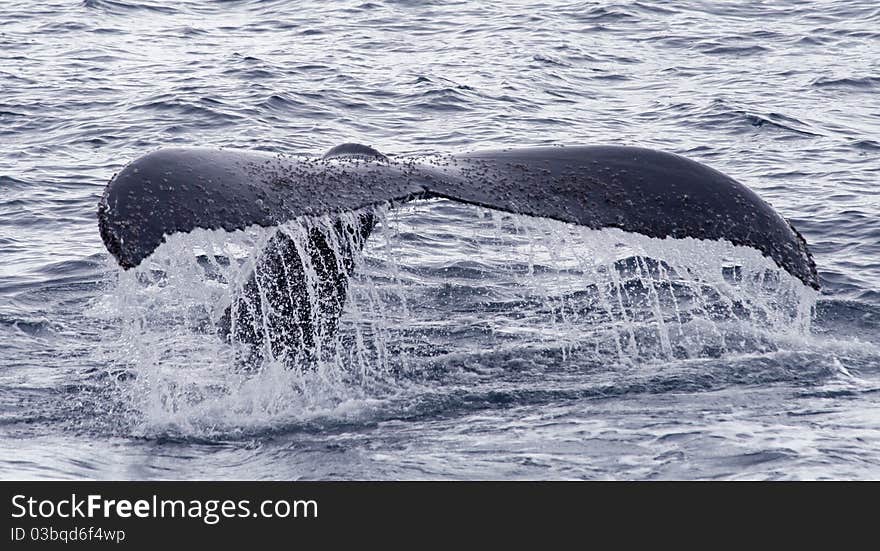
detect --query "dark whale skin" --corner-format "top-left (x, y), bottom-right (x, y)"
top-left (98, 144), bottom-right (818, 289)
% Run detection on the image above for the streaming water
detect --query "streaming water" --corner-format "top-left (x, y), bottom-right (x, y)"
top-left (86, 199), bottom-right (819, 440)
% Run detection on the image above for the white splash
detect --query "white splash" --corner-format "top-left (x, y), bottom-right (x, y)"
top-left (92, 199), bottom-right (817, 436)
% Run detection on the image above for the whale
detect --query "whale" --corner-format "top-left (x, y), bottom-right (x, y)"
top-left (98, 143), bottom-right (818, 358)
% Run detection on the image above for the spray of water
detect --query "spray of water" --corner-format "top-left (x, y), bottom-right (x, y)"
top-left (92, 199), bottom-right (817, 436)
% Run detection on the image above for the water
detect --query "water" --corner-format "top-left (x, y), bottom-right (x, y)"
top-left (1, 0), bottom-right (879, 480)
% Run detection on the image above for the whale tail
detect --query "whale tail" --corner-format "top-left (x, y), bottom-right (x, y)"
top-left (98, 143), bottom-right (818, 358)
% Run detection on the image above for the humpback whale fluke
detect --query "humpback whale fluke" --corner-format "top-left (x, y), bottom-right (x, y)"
top-left (97, 143), bottom-right (818, 356)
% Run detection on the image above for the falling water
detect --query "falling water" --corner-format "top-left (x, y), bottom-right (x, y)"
top-left (91, 199), bottom-right (817, 437)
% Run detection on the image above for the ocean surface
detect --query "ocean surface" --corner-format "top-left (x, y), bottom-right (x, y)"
top-left (1, 0), bottom-right (879, 480)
